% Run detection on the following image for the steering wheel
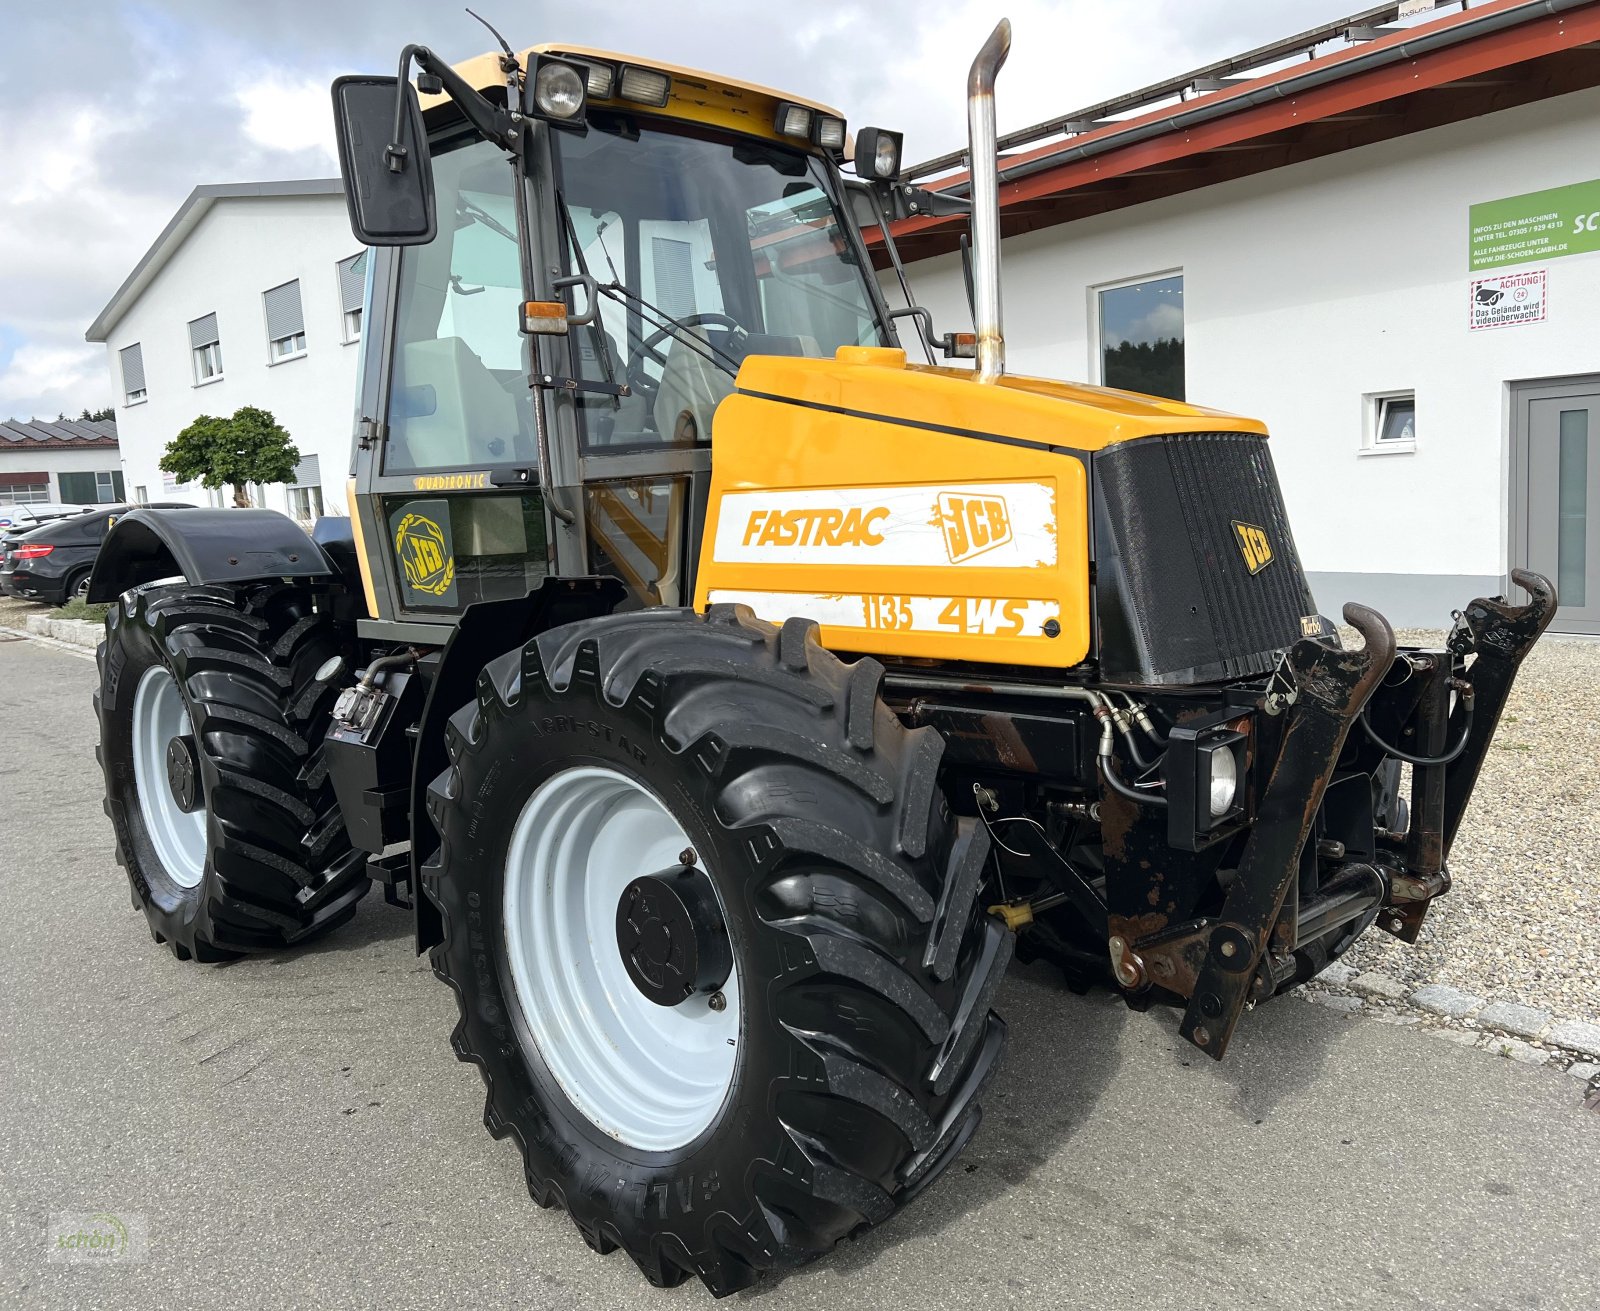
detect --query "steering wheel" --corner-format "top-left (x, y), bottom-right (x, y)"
top-left (625, 312), bottom-right (743, 410)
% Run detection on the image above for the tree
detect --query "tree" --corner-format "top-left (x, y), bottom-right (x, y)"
top-left (79, 406), bottom-right (115, 423)
top-left (160, 406), bottom-right (300, 508)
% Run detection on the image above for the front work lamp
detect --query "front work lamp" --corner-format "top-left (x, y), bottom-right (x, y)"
top-left (1164, 718), bottom-right (1249, 852)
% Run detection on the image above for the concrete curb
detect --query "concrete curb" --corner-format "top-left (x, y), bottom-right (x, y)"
top-left (1, 623), bottom-right (99, 661)
top-left (1298, 965), bottom-right (1600, 1092)
top-left (23, 613), bottom-right (102, 650)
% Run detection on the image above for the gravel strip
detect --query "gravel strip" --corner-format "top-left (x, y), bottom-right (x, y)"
top-left (1340, 626), bottom-right (1600, 1026)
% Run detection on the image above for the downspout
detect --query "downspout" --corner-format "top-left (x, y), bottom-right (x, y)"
top-left (966, 19), bottom-right (1011, 383)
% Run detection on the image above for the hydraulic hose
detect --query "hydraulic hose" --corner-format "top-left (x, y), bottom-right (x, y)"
top-left (1358, 702), bottom-right (1475, 767)
top-left (1100, 750), bottom-right (1168, 808)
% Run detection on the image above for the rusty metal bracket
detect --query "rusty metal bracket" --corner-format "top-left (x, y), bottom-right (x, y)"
top-left (1177, 603), bottom-right (1396, 1060)
top-left (1441, 570), bottom-right (1556, 860)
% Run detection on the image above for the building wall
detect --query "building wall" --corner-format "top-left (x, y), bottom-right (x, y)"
top-left (894, 86), bottom-right (1600, 626)
top-left (102, 195), bottom-right (362, 519)
top-left (0, 446), bottom-right (125, 504)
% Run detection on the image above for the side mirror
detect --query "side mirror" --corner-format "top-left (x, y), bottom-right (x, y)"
top-left (331, 75), bottom-right (436, 246)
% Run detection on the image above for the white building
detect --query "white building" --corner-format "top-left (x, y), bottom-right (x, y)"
top-left (0, 418), bottom-right (123, 508)
top-left (884, 0), bottom-right (1600, 634)
top-left (85, 180), bottom-right (364, 524)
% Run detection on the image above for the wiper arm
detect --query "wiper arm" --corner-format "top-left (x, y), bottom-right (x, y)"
top-left (553, 192), bottom-right (623, 405)
top-left (596, 283), bottom-right (741, 379)
top-left (460, 197), bottom-right (517, 246)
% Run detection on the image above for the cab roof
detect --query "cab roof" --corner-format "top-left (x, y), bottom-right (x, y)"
top-left (422, 44), bottom-right (843, 146)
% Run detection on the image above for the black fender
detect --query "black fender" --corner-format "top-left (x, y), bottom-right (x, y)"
top-left (87, 507), bottom-right (336, 603)
top-left (409, 576), bottom-right (628, 953)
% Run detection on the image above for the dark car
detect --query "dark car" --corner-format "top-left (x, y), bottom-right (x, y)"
top-left (2, 503), bottom-right (195, 605)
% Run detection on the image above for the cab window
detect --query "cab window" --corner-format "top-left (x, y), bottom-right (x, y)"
top-left (384, 135), bottom-right (535, 475)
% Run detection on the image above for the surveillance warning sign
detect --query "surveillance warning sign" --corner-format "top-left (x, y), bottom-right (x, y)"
top-left (1469, 269), bottom-right (1546, 332)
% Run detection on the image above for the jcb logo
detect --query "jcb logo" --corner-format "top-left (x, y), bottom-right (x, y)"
top-left (937, 493), bottom-right (1012, 564)
top-left (1232, 520), bottom-right (1273, 574)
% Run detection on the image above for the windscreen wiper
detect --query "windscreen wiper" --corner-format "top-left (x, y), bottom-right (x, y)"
top-left (594, 282), bottom-right (741, 379)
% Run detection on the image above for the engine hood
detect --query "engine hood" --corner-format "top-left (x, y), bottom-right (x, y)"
top-left (731, 346), bottom-right (1267, 451)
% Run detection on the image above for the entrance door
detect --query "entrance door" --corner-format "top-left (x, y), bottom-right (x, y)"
top-left (1513, 376), bottom-right (1600, 634)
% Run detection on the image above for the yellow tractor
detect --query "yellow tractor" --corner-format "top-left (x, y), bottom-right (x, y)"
top-left (89, 18), bottom-right (1554, 1295)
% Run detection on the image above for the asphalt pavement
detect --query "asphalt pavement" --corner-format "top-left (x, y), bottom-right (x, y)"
top-left (1, 633), bottom-right (1595, 1311)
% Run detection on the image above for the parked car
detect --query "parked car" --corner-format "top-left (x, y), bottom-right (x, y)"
top-left (2, 504), bottom-right (195, 605)
top-left (0, 502), bottom-right (84, 535)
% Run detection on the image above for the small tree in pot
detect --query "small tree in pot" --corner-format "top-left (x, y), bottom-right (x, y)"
top-left (161, 406), bottom-right (300, 508)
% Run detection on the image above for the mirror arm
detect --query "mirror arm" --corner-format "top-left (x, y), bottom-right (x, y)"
top-left (388, 44), bottom-right (518, 171)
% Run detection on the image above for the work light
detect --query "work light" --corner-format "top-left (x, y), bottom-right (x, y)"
top-left (814, 115), bottom-right (846, 150)
top-left (774, 102), bottom-right (813, 140)
top-left (1164, 720), bottom-right (1249, 852)
top-left (619, 66), bottom-right (671, 107)
top-left (853, 126), bottom-right (903, 180)
top-left (532, 61), bottom-right (586, 120)
top-left (569, 58), bottom-right (615, 100)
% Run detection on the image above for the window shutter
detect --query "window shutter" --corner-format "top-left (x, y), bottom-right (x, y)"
top-left (291, 455), bottom-right (321, 487)
top-left (119, 343), bottom-right (146, 394)
top-left (337, 253), bottom-right (367, 314)
top-left (263, 280), bottom-right (305, 340)
top-left (651, 237), bottom-right (696, 320)
top-left (188, 312), bottom-right (219, 349)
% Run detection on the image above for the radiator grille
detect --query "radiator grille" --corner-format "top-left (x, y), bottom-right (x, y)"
top-left (1094, 433), bottom-right (1315, 685)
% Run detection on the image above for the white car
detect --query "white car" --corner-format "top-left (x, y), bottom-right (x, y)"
top-left (0, 503), bottom-right (84, 534)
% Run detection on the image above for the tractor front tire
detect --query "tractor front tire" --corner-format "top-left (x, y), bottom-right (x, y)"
top-left (95, 582), bottom-right (368, 960)
top-left (424, 605), bottom-right (1012, 1296)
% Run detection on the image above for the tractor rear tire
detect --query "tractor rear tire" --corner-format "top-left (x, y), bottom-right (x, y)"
top-left (424, 605), bottom-right (1012, 1296)
top-left (95, 582), bottom-right (368, 960)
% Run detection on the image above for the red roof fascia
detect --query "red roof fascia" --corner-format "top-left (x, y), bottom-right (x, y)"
top-left (891, 1), bottom-right (1600, 242)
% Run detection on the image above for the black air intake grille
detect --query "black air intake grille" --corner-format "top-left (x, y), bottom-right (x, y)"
top-left (1093, 433), bottom-right (1315, 685)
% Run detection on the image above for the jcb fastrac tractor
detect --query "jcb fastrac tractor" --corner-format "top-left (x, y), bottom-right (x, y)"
top-left (91, 19), bottom-right (1555, 1295)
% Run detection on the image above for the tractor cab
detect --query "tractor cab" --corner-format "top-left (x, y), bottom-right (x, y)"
top-left (337, 45), bottom-right (904, 627)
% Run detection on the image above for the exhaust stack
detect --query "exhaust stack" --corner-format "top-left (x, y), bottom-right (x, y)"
top-left (966, 18), bottom-right (1011, 383)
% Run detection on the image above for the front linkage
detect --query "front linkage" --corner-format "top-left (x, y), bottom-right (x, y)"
top-left (1114, 572), bottom-right (1555, 1059)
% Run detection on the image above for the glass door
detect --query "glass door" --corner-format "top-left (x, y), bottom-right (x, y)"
top-left (1514, 377), bottom-right (1600, 634)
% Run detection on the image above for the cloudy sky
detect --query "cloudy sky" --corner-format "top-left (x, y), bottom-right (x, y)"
top-left (1, 0), bottom-right (1374, 420)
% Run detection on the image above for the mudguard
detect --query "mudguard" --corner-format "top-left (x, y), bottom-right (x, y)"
top-left (87, 508), bottom-right (336, 603)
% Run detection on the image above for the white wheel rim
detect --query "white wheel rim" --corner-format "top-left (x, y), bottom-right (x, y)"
top-left (503, 765), bottom-right (740, 1151)
top-left (131, 665), bottom-right (207, 890)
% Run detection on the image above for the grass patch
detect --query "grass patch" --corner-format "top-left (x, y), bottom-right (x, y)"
top-left (56, 598), bottom-right (110, 625)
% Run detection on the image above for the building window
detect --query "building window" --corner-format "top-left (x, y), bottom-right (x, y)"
top-left (1365, 391), bottom-right (1417, 455)
top-left (119, 342), bottom-right (147, 404)
top-left (1094, 272), bottom-right (1185, 402)
top-left (133, 485), bottom-right (148, 504)
top-left (60, 470), bottom-right (125, 504)
top-left (0, 481), bottom-right (51, 505)
top-left (290, 485), bottom-right (324, 521)
top-left (289, 454), bottom-right (323, 523)
top-left (189, 312), bottom-right (223, 384)
top-left (337, 251), bottom-right (367, 343)
top-left (263, 279), bottom-right (307, 361)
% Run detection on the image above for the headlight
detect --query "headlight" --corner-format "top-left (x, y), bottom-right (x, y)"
top-left (1208, 747), bottom-right (1238, 819)
top-left (1163, 721), bottom-right (1249, 852)
top-left (853, 126), bottom-right (904, 181)
top-left (533, 62), bottom-right (586, 120)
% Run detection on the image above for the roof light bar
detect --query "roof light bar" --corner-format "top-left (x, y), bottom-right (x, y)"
top-left (814, 115), bottom-right (846, 150)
